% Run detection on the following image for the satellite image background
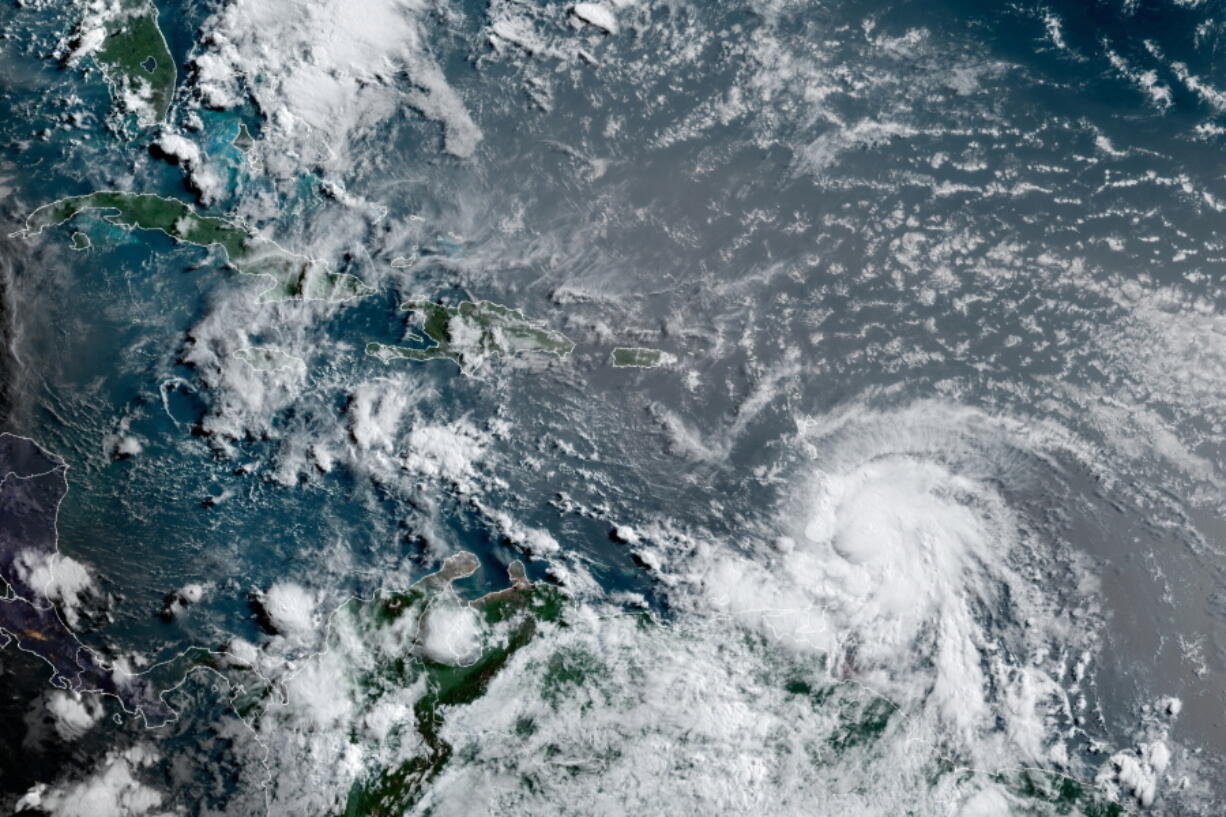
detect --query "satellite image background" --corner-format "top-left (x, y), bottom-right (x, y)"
top-left (0, 0), bottom-right (1224, 814)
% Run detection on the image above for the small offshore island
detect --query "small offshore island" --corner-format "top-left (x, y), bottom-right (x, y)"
top-left (610, 346), bottom-right (674, 368)
top-left (15, 192), bottom-right (374, 303)
top-left (368, 300), bottom-right (575, 371)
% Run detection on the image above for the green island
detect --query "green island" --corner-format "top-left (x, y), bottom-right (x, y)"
top-left (610, 346), bottom-right (674, 368)
top-left (89, 1), bottom-right (177, 124)
top-left (14, 192), bottom-right (374, 303)
top-left (367, 300), bottom-right (574, 371)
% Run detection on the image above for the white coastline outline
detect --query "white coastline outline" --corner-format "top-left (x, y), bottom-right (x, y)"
top-left (79, 0), bottom-right (179, 128)
top-left (9, 190), bottom-right (376, 305)
top-left (0, 428), bottom-right (1154, 816)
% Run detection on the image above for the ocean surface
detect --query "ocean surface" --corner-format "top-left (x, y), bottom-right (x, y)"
top-left (1, 0), bottom-right (1224, 814)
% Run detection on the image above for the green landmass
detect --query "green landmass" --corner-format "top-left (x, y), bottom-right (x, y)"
top-left (208, 555), bottom-right (1131, 817)
top-left (342, 560), bottom-right (565, 816)
top-left (610, 346), bottom-right (674, 368)
top-left (90, 1), bottom-right (176, 124)
top-left (367, 300), bottom-right (574, 371)
top-left (69, 231), bottom-right (91, 251)
top-left (204, 554), bottom-right (570, 817)
top-left (781, 672), bottom-right (898, 754)
top-left (15, 192), bottom-right (374, 303)
top-left (1003, 770), bottom-right (1130, 817)
top-left (211, 551), bottom-right (563, 817)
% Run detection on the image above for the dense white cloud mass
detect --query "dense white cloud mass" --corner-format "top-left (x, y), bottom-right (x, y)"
top-left (14, 549), bottom-right (95, 627)
top-left (348, 380), bottom-right (411, 454)
top-left (401, 403), bottom-right (1109, 815)
top-left (417, 601), bottom-right (484, 666)
top-left (404, 420), bottom-right (489, 491)
top-left (44, 691), bottom-right (103, 742)
top-left (18, 746), bottom-right (170, 817)
top-left (571, 3), bottom-right (619, 35)
top-left (190, 0), bottom-right (481, 171)
top-left (260, 581), bottom-right (318, 638)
